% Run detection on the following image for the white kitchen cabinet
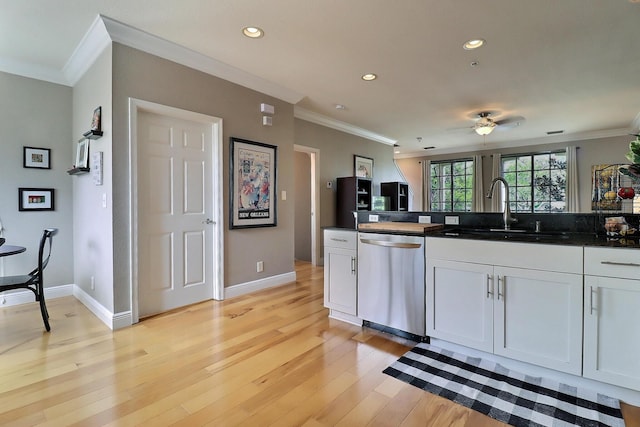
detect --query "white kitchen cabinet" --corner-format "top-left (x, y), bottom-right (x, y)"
top-left (493, 266), bottom-right (582, 375)
top-left (426, 238), bottom-right (583, 375)
top-left (583, 247), bottom-right (640, 391)
top-left (427, 259), bottom-right (494, 352)
top-left (324, 229), bottom-right (358, 323)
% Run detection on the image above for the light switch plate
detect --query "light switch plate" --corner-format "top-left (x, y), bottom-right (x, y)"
top-left (418, 215), bottom-right (431, 224)
top-left (444, 215), bottom-right (460, 225)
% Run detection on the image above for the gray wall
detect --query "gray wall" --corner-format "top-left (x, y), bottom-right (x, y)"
top-left (294, 118), bottom-right (406, 242)
top-left (294, 151), bottom-right (311, 262)
top-left (71, 46), bottom-right (115, 311)
top-left (111, 43), bottom-right (295, 312)
top-left (397, 134), bottom-right (634, 213)
top-left (0, 72), bottom-right (74, 285)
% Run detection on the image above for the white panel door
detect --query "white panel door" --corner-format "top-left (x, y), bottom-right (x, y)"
top-left (138, 111), bottom-right (214, 317)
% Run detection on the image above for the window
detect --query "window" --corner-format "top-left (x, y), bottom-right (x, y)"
top-left (501, 151), bottom-right (566, 213)
top-left (430, 159), bottom-right (473, 211)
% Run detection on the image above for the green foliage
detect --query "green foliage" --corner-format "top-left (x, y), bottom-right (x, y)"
top-left (626, 137), bottom-right (640, 164)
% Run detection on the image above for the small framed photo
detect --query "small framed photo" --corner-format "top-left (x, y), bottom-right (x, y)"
top-left (76, 139), bottom-right (89, 168)
top-left (18, 188), bottom-right (55, 211)
top-left (23, 146), bottom-right (51, 169)
top-left (230, 137), bottom-right (277, 229)
top-left (91, 106), bottom-right (102, 132)
top-left (354, 155), bottom-right (374, 178)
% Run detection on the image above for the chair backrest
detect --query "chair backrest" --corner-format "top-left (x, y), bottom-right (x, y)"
top-left (31, 228), bottom-right (58, 278)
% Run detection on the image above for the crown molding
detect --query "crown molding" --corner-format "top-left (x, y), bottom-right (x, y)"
top-left (394, 127), bottom-right (634, 159)
top-left (63, 15), bottom-right (111, 86)
top-left (100, 16), bottom-right (303, 104)
top-left (294, 106), bottom-right (397, 145)
top-left (632, 111), bottom-right (640, 132)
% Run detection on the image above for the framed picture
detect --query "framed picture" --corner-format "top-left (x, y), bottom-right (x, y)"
top-left (18, 188), bottom-right (55, 211)
top-left (76, 139), bottom-right (89, 168)
top-left (91, 106), bottom-right (102, 131)
top-left (230, 137), bottom-right (277, 229)
top-left (354, 155), bottom-right (374, 178)
top-left (23, 146), bottom-right (51, 169)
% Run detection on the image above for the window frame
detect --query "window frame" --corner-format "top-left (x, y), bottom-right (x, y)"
top-left (500, 150), bottom-right (567, 213)
top-left (429, 158), bottom-right (474, 212)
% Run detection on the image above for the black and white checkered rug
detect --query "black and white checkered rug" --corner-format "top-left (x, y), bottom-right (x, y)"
top-left (383, 343), bottom-right (625, 427)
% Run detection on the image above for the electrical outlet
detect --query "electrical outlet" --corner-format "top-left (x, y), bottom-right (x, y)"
top-left (418, 215), bottom-right (431, 224)
top-left (444, 216), bottom-right (460, 225)
top-left (368, 214), bottom-right (379, 222)
top-left (257, 261), bottom-right (264, 272)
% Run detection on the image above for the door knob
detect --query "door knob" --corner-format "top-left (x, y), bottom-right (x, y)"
top-left (203, 218), bottom-right (215, 225)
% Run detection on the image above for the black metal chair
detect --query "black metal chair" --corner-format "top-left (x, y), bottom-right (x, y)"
top-left (0, 228), bottom-right (58, 331)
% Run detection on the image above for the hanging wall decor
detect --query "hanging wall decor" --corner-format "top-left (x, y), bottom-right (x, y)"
top-left (230, 137), bottom-right (277, 229)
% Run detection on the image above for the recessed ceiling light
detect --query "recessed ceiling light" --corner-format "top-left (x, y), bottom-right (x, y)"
top-left (361, 73), bottom-right (377, 81)
top-left (463, 39), bottom-right (485, 50)
top-left (335, 104), bottom-right (346, 110)
top-left (242, 26), bottom-right (264, 38)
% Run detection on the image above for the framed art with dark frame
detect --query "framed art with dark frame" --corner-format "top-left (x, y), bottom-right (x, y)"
top-left (354, 155), bottom-right (374, 178)
top-left (18, 188), bottom-right (55, 211)
top-left (23, 146), bottom-right (51, 169)
top-left (230, 137), bottom-right (277, 229)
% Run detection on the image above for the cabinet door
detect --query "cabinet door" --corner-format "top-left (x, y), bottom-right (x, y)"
top-left (584, 276), bottom-right (640, 391)
top-left (324, 247), bottom-right (357, 315)
top-left (426, 259), bottom-right (493, 352)
top-left (494, 267), bottom-right (583, 375)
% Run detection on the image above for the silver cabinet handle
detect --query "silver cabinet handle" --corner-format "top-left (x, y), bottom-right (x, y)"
top-left (601, 261), bottom-right (640, 267)
top-left (351, 256), bottom-right (356, 275)
top-left (359, 238), bottom-right (421, 249)
top-left (486, 274), bottom-right (494, 299)
top-left (330, 238), bottom-right (348, 243)
top-left (497, 276), bottom-right (504, 300)
top-left (589, 286), bottom-right (595, 315)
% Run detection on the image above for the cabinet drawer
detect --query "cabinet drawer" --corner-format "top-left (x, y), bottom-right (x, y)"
top-left (584, 247), bottom-right (640, 279)
top-left (324, 229), bottom-right (357, 250)
top-left (426, 237), bottom-right (583, 274)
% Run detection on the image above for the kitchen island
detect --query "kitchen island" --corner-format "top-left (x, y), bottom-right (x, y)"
top-left (324, 211), bottom-right (640, 405)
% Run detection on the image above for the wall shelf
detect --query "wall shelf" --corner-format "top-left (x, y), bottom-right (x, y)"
top-left (67, 167), bottom-right (90, 175)
top-left (69, 129), bottom-right (102, 175)
top-left (82, 129), bottom-right (103, 140)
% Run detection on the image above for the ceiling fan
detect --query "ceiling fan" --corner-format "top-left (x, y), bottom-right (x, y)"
top-left (468, 112), bottom-right (526, 136)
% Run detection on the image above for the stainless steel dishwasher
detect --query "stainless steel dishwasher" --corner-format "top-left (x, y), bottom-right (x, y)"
top-left (357, 232), bottom-right (426, 338)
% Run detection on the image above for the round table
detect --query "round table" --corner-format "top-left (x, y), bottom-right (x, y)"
top-left (0, 245), bottom-right (26, 257)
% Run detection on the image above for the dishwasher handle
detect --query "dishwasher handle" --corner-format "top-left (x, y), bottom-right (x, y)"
top-left (359, 238), bottom-right (422, 249)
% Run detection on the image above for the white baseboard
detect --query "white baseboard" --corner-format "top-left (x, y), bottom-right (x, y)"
top-left (0, 284), bottom-right (73, 307)
top-left (224, 271), bottom-right (297, 299)
top-left (72, 286), bottom-right (132, 330)
top-left (328, 309), bottom-right (361, 326)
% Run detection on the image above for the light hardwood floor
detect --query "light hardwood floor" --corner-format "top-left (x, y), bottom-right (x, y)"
top-left (0, 261), bottom-right (638, 426)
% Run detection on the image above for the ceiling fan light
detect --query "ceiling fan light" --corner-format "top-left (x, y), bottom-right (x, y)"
top-left (475, 124), bottom-right (495, 136)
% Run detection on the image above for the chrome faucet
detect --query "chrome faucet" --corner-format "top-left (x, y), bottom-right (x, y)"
top-left (486, 177), bottom-right (518, 230)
